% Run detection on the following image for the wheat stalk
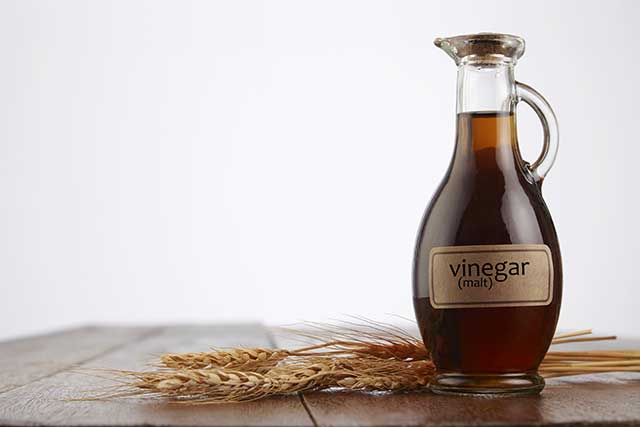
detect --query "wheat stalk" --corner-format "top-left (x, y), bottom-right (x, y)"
top-left (157, 319), bottom-right (427, 374)
top-left (159, 349), bottom-right (291, 373)
top-left (109, 356), bottom-right (434, 403)
top-left (86, 322), bottom-right (639, 404)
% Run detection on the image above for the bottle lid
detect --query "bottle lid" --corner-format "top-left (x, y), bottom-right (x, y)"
top-left (434, 33), bottom-right (525, 65)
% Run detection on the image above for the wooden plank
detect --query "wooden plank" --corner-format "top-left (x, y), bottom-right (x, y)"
top-left (301, 383), bottom-right (640, 427)
top-left (298, 336), bottom-right (640, 427)
top-left (0, 324), bottom-right (314, 427)
top-left (6, 324), bottom-right (637, 427)
top-left (0, 326), bottom-right (157, 394)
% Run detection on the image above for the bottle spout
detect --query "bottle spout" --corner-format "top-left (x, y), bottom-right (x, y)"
top-left (434, 33), bottom-right (525, 66)
top-left (434, 37), bottom-right (463, 64)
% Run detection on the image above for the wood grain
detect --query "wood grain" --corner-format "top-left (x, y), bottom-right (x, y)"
top-left (301, 380), bottom-right (640, 427)
top-left (0, 326), bottom-right (155, 395)
top-left (0, 324), bottom-right (313, 427)
top-left (275, 329), bottom-right (640, 427)
top-left (1, 325), bottom-right (639, 427)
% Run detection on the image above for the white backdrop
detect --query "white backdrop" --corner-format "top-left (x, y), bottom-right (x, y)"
top-left (1, 0), bottom-right (638, 340)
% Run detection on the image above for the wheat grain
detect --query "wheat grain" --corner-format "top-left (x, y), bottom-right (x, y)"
top-left (160, 349), bottom-right (290, 373)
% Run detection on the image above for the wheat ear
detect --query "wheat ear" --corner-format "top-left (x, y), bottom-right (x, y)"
top-left (159, 349), bottom-right (291, 373)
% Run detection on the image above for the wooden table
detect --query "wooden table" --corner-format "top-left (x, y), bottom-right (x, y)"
top-left (0, 324), bottom-right (639, 427)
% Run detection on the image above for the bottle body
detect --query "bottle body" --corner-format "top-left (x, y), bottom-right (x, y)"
top-left (412, 112), bottom-right (562, 395)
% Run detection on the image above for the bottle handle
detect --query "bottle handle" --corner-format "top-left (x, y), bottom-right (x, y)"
top-left (515, 82), bottom-right (559, 181)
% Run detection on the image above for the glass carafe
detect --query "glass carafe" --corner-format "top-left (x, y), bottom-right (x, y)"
top-left (412, 33), bottom-right (562, 396)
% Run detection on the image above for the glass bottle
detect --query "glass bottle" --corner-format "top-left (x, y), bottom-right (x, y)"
top-left (413, 33), bottom-right (562, 396)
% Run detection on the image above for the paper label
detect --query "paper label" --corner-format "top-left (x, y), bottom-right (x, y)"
top-left (429, 244), bottom-right (553, 309)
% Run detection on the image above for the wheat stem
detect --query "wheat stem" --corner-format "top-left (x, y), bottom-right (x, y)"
top-left (88, 324), bottom-right (639, 403)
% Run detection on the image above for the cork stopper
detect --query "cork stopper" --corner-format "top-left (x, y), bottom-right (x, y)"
top-left (434, 33), bottom-right (525, 66)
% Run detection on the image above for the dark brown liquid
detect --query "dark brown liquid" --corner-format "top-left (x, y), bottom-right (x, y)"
top-left (413, 111), bottom-right (562, 374)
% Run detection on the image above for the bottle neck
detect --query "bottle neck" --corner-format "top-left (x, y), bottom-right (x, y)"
top-left (456, 62), bottom-right (516, 114)
top-left (452, 63), bottom-right (522, 175)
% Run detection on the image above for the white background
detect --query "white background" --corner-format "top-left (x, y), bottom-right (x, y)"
top-left (1, 0), bottom-right (638, 340)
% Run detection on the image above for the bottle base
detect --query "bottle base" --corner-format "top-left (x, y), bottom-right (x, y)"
top-left (429, 372), bottom-right (545, 396)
